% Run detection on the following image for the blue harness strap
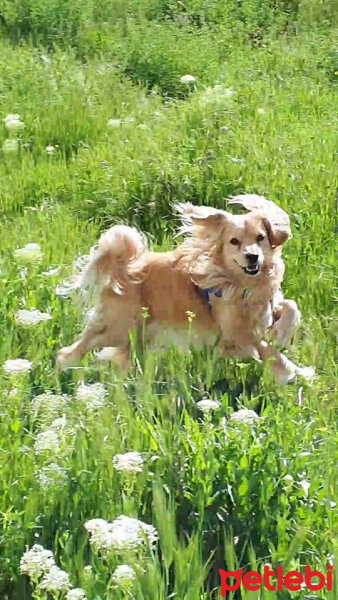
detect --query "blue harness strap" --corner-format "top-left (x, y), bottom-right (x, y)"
top-left (200, 287), bottom-right (222, 311)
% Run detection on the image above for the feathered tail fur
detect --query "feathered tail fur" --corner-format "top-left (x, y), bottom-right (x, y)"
top-left (78, 225), bottom-right (149, 294)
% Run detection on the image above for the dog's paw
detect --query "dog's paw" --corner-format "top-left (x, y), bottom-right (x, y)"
top-left (274, 362), bottom-right (316, 385)
top-left (93, 346), bottom-right (116, 363)
top-left (295, 365), bottom-right (316, 384)
top-left (270, 301), bottom-right (301, 348)
top-left (269, 321), bottom-right (294, 348)
top-left (57, 346), bottom-right (78, 370)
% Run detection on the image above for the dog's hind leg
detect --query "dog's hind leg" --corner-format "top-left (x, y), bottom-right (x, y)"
top-left (57, 289), bottom-right (141, 370)
top-left (57, 309), bottom-right (114, 369)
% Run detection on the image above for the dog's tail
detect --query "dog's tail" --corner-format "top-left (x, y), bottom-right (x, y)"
top-left (78, 225), bottom-right (149, 295)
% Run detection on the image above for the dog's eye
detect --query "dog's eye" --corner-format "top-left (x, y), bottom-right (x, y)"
top-left (257, 234), bottom-right (265, 243)
top-left (230, 238), bottom-right (240, 246)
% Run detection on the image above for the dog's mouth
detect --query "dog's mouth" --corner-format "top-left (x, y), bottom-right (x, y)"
top-left (243, 265), bottom-right (260, 276)
top-left (234, 261), bottom-right (260, 276)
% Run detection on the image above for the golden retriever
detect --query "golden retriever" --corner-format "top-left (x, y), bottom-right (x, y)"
top-left (57, 194), bottom-right (314, 384)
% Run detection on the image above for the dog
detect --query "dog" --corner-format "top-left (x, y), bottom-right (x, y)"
top-left (57, 194), bottom-right (314, 384)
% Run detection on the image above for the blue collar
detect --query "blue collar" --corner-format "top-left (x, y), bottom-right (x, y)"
top-left (200, 287), bottom-right (222, 311)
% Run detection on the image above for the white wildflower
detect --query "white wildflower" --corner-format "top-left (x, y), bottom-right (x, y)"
top-left (110, 516), bottom-right (158, 551)
top-left (14, 243), bottom-right (42, 263)
top-left (34, 429), bottom-right (60, 454)
top-left (41, 54), bottom-right (52, 67)
top-left (76, 382), bottom-right (107, 410)
top-left (107, 118), bottom-right (122, 128)
top-left (230, 408), bottom-right (260, 426)
top-left (40, 565), bottom-right (71, 591)
top-left (20, 544), bottom-right (55, 579)
top-left (42, 266), bottom-right (61, 277)
top-left (257, 107), bottom-right (266, 115)
top-left (196, 399), bottom-right (220, 413)
top-left (35, 463), bottom-right (67, 490)
top-left (66, 588), bottom-right (87, 600)
top-left (200, 85), bottom-right (235, 107)
top-left (50, 416), bottom-right (67, 430)
top-left (45, 145), bottom-right (55, 154)
top-left (16, 308), bottom-right (51, 326)
top-left (113, 451), bottom-right (143, 473)
top-left (85, 515), bottom-right (158, 552)
top-left (299, 479), bottom-right (311, 497)
top-left (283, 474), bottom-right (294, 486)
top-left (6, 387), bottom-right (19, 397)
top-left (112, 564), bottom-right (136, 588)
top-left (3, 358), bottom-right (32, 374)
top-left (84, 519), bottom-right (113, 550)
top-left (83, 565), bottom-right (93, 576)
top-left (31, 391), bottom-right (69, 415)
top-left (4, 114), bottom-right (24, 132)
top-left (4, 113), bottom-right (21, 124)
top-left (180, 74), bottom-right (196, 84)
top-left (2, 138), bottom-right (19, 155)
top-left (222, 87), bottom-right (235, 97)
top-left (55, 280), bottom-right (77, 298)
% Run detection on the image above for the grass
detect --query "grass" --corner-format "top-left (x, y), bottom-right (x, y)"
top-left (0, 1), bottom-right (337, 598)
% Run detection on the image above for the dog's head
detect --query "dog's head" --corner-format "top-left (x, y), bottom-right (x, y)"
top-left (175, 195), bottom-right (291, 281)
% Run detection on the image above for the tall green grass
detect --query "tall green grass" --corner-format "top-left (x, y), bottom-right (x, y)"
top-left (0, 1), bottom-right (337, 598)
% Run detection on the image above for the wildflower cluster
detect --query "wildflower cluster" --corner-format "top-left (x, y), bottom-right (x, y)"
top-left (112, 564), bottom-right (136, 588)
top-left (20, 545), bottom-right (55, 581)
top-left (35, 463), bottom-right (68, 490)
top-left (20, 544), bottom-right (85, 596)
top-left (13, 243), bottom-right (42, 263)
top-left (31, 391), bottom-right (69, 417)
top-left (3, 358), bottom-right (32, 374)
top-left (76, 382), bottom-right (107, 411)
top-left (2, 114), bottom-right (24, 155)
top-left (84, 515), bottom-right (158, 553)
top-left (4, 113), bottom-right (24, 132)
top-left (200, 85), bottom-right (235, 108)
top-left (34, 429), bottom-right (60, 453)
top-left (196, 399), bottom-right (220, 413)
top-left (180, 74), bottom-right (196, 84)
top-left (16, 308), bottom-right (51, 326)
top-left (113, 451), bottom-right (144, 473)
top-left (230, 408), bottom-right (261, 426)
top-left (66, 589), bottom-right (87, 600)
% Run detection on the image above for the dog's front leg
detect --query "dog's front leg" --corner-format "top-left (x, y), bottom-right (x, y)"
top-left (270, 299), bottom-right (301, 348)
top-left (258, 341), bottom-right (314, 384)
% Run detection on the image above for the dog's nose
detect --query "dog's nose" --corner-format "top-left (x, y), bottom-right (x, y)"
top-left (245, 253), bottom-right (259, 264)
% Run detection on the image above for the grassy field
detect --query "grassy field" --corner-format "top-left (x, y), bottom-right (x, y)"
top-left (0, 0), bottom-right (337, 598)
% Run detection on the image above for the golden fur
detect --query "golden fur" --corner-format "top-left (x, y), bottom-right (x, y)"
top-left (58, 194), bottom-right (314, 384)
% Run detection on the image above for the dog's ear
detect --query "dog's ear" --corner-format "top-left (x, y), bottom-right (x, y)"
top-left (262, 217), bottom-right (290, 248)
top-left (228, 194), bottom-right (291, 248)
top-left (174, 203), bottom-right (229, 238)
